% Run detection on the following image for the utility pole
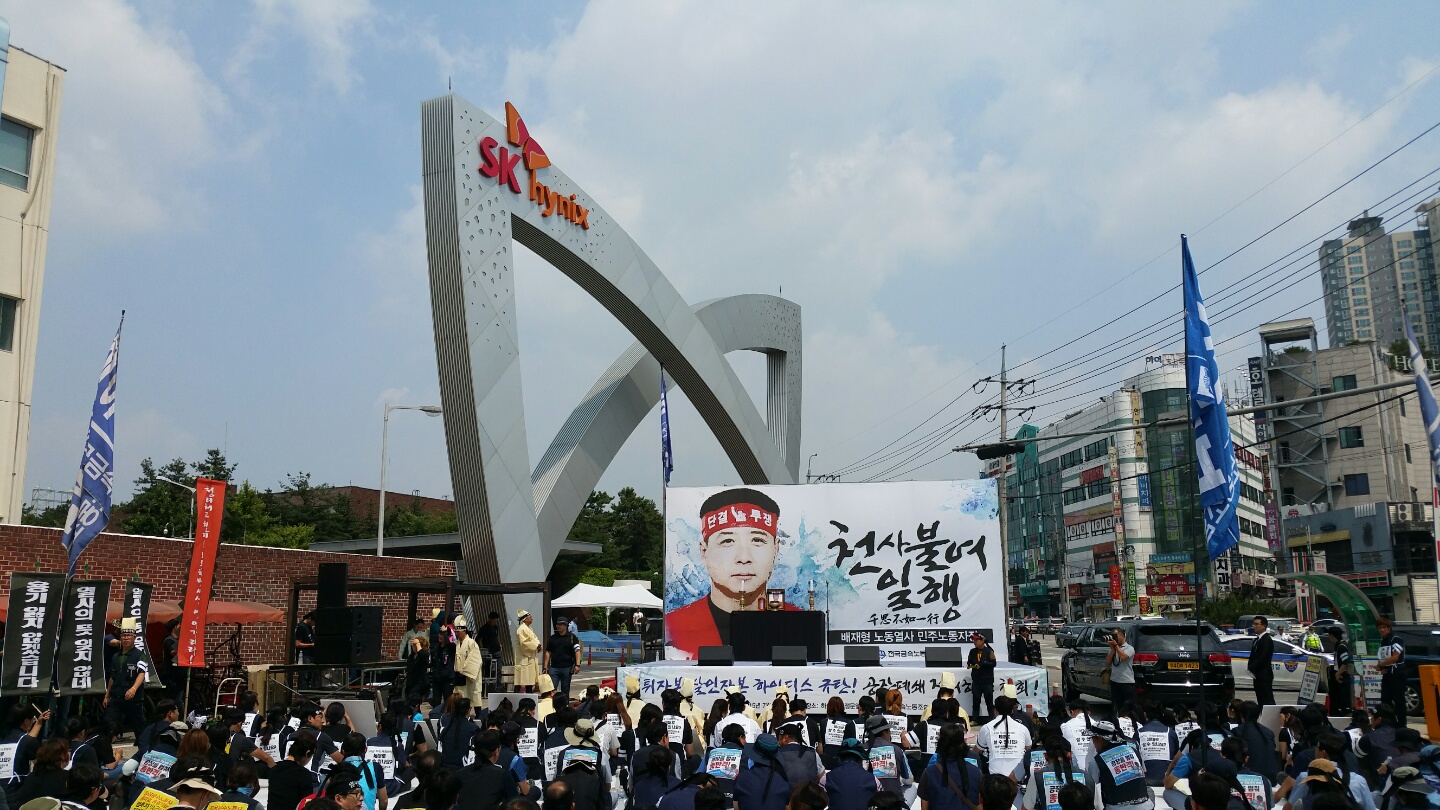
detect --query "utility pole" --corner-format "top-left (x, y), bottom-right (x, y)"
top-left (971, 346), bottom-right (1035, 622)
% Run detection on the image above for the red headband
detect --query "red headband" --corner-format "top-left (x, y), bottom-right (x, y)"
top-left (701, 503), bottom-right (778, 541)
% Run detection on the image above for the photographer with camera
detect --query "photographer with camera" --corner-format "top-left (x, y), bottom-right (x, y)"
top-left (1103, 627), bottom-right (1136, 707)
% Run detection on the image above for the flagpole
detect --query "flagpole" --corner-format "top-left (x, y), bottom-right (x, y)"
top-left (1182, 235), bottom-right (1207, 764)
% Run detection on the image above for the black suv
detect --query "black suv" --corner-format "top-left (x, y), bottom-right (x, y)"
top-left (1060, 620), bottom-right (1235, 706)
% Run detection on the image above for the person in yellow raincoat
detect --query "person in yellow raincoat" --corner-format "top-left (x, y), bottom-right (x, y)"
top-left (514, 609), bottom-right (541, 691)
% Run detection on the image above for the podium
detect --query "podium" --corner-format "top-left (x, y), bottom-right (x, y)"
top-left (731, 611), bottom-right (826, 662)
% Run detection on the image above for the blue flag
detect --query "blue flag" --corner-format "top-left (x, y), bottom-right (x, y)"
top-left (1404, 314), bottom-right (1440, 486)
top-left (660, 372), bottom-right (675, 486)
top-left (1182, 238), bottom-right (1240, 560)
top-left (59, 318), bottom-right (122, 575)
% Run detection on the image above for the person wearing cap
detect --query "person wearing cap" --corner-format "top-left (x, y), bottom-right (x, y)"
top-left (535, 674), bottom-right (559, 725)
top-left (102, 617), bottom-right (149, 740)
top-left (171, 762), bottom-right (224, 810)
top-left (679, 678), bottom-right (707, 742)
top-left (1083, 719), bottom-right (1151, 810)
top-left (863, 713), bottom-right (912, 799)
top-left (735, 732), bottom-right (793, 810)
top-left (452, 614), bottom-right (484, 705)
top-left (775, 722), bottom-right (821, 786)
top-left (967, 634), bottom-right (997, 721)
top-left (1328, 626), bottom-right (1355, 716)
top-left (516, 609), bottom-right (542, 692)
top-left (975, 696), bottom-right (1029, 782)
top-left (920, 672), bottom-right (969, 727)
top-left (666, 488), bottom-right (801, 659)
top-left (1381, 766), bottom-right (1436, 810)
top-left (554, 718), bottom-right (610, 810)
top-left (1278, 733), bottom-right (1375, 810)
top-left (1377, 617), bottom-right (1409, 725)
top-left (758, 685), bottom-right (791, 726)
top-left (545, 615), bottom-right (583, 697)
top-left (819, 738), bottom-right (880, 810)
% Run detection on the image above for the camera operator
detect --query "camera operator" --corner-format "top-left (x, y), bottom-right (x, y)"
top-left (1103, 627), bottom-right (1136, 707)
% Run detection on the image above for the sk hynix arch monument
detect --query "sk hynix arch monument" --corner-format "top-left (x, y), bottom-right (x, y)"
top-left (420, 94), bottom-right (802, 588)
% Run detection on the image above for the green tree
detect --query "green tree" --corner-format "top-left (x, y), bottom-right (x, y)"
top-left (384, 498), bottom-right (459, 538)
top-left (266, 473), bottom-right (361, 542)
top-left (1197, 593), bottom-right (1285, 629)
top-left (22, 502), bottom-right (69, 527)
top-left (606, 487), bottom-right (664, 574)
top-left (567, 491), bottom-right (614, 550)
top-left (224, 481), bottom-right (274, 543)
top-left (243, 523), bottom-right (315, 549)
top-left (118, 458), bottom-right (195, 537)
top-left (191, 449), bottom-right (237, 482)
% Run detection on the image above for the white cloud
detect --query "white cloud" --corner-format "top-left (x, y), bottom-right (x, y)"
top-left (0, 0), bottom-right (227, 235)
top-left (233, 0), bottom-right (375, 95)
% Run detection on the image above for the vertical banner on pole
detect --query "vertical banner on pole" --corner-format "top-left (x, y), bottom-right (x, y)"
top-left (124, 582), bottom-right (159, 683)
top-left (1, 573), bottom-right (66, 695)
top-left (179, 478), bottom-right (226, 668)
top-left (56, 579), bottom-right (112, 695)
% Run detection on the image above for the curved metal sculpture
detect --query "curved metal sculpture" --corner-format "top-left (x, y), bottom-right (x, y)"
top-left (421, 94), bottom-right (802, 586)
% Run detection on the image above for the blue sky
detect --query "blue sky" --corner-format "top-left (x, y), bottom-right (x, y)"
top-left (7, 1), bottom-right (1440, 509)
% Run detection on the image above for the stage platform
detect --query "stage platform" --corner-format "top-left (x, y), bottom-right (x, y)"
top-left (617, 660), bottom-right (1050, 716)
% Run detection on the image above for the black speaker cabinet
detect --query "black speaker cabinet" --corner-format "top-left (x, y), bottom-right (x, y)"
top-left (843, 645), bottom-right (881, 667)
top-left (697, 646), bottom-right (735, 666)
top-left (925, 646), bottom-right (967, 668)
top-left (772, 645), bottom-right (808, 667)
top-left (314, 633), bottom-right (382, 665)
top-left (314, 605), bottom-right (382, 637)
top-left (316, 562), bottom-right (349, 609)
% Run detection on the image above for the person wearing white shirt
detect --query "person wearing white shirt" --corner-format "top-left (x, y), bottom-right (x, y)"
top-left (711, 693), bottom-right (761, 750)
top-left (1061, 700), bottom-right (1096, 774)
top-left (977, 696), bottom-right (1032, 780)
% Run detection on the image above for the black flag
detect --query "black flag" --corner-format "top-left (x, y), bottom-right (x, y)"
top-left (56, 579), bottom-right (112, 695)
top-left (1, 573), bottom-right (65, 695)
top-left (121, 581), bottom-right (160, 688)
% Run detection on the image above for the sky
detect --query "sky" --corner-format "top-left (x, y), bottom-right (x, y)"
top-left (6, 0), bottom-right (1440, 512)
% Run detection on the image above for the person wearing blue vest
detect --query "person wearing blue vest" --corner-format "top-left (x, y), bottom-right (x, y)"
top-left (735, 733), bottom-right (791, 810)
top-left (919, 724), bottom-right (982, 810)
top-left (1084, 721), bottom-right (1151, 810)
top-left (702, 724), bottom-right (746, 801)
top-left (822, 738), bottom-right (880, 810)
top-left (862, 715), bottom-right (912, 799)
top-left (1021, 736), bottom-right (1085, 810)
top-left (340, 732), bottom-right (389, 810)
top-left (1134, 703), bottom-right (1174, 788)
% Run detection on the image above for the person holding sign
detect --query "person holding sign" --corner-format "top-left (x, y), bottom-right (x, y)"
top-left (0, 703), bottom-right (48, 804)
top-left (103, 618), bottom-right (149, 740)
top-left (1218, 738), bottom-right (1271, 810)
top-left (918, 725), bottom-right (982, 810)
top-left (665, 489), bottom-right (801, 659)
top-left (1084, 721), bottom-right (1151, 810)
top-left (863, 716), bottom-right (913, 799)
top-left (703, 724), bottom-right (746, 801)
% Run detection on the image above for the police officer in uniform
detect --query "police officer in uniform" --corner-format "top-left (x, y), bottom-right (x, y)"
top-left (1327, 626), bottom-right (1354, 716)
top-left (103, 618), bottom-right (149, 740)
top-left (1377, 617), bottom-right (1408, 724)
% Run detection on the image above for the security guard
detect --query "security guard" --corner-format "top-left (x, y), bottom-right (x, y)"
top-left (103, 618), bottom-right (149, 739)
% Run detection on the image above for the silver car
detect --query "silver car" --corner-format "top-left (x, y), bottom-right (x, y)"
top-left (1222, 633), bottom-right (1333, 691)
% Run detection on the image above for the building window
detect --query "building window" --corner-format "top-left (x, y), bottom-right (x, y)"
top-left (1344, 473), bottom-right (1370, 496)
top-left (0, 118), bottom-right (34, 191)
top-left (1407, 444), bottom-right (1413, 463)
top-left (1401, 398), bottom-right (1407, 416)
top-left (1338, 427), bottom-right (1363, 448)
top-left (0, 296), bottom-right (15, 352)
top-left (1333, 376), bottom-right (1357, 392)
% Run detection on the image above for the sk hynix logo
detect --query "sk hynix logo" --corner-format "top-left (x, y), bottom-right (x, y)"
top-left (477, 102), bottom-right (589, 230)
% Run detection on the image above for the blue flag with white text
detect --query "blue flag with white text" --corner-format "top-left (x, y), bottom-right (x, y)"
top-left (59, 318), bottom-right (122, 575)
top-left (1404, 314), bottom-right (1440, 486)
top-left (661, 373), bottom-right (674, 486)
top-left (1182, 238), bottom-right (1240, 560)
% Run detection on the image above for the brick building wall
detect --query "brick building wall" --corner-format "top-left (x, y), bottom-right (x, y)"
top-left (0, 525), bottom-right (456, 670)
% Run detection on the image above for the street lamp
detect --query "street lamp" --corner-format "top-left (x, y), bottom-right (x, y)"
top-left (379, 403), bottom-right (443, 557)
top-left (155, 475), bottom-right (196, 540)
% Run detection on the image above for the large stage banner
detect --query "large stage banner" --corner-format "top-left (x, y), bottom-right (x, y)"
top-left (663, 480), bottom-right (1001, 661)
top-left (616, 663), bottom-right (1049, 717)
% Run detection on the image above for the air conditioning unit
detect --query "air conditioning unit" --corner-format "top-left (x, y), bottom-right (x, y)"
top-left (1397, 503), bottom-right (1411, 522)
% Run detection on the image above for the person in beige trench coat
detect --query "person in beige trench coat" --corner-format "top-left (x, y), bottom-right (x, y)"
top-left (514, 609), bottom-right (542, 691)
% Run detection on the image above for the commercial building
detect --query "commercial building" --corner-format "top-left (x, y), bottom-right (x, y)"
top-left (1254, 318), bottom-right (1439, 618)
top-left (1320, 202), bottom-right (1440, 350)
top-left (0, 45), bottom-right (62, 523)
top-left (989, 361), bottom-right (1274, 621)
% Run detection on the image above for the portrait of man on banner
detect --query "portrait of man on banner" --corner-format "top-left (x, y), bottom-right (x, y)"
top-left (665, 487), bottom-right (800, 657)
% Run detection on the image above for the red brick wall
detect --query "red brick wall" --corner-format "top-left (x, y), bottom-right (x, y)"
top-left (0, 525), bottom-right (456, 669)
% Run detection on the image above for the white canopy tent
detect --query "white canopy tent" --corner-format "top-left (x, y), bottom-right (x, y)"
top-left (551, 583), bottom-right (662, 633)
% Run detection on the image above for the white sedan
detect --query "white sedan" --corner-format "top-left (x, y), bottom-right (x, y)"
top-left (1222, 633), bottom-right (1334, 691)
